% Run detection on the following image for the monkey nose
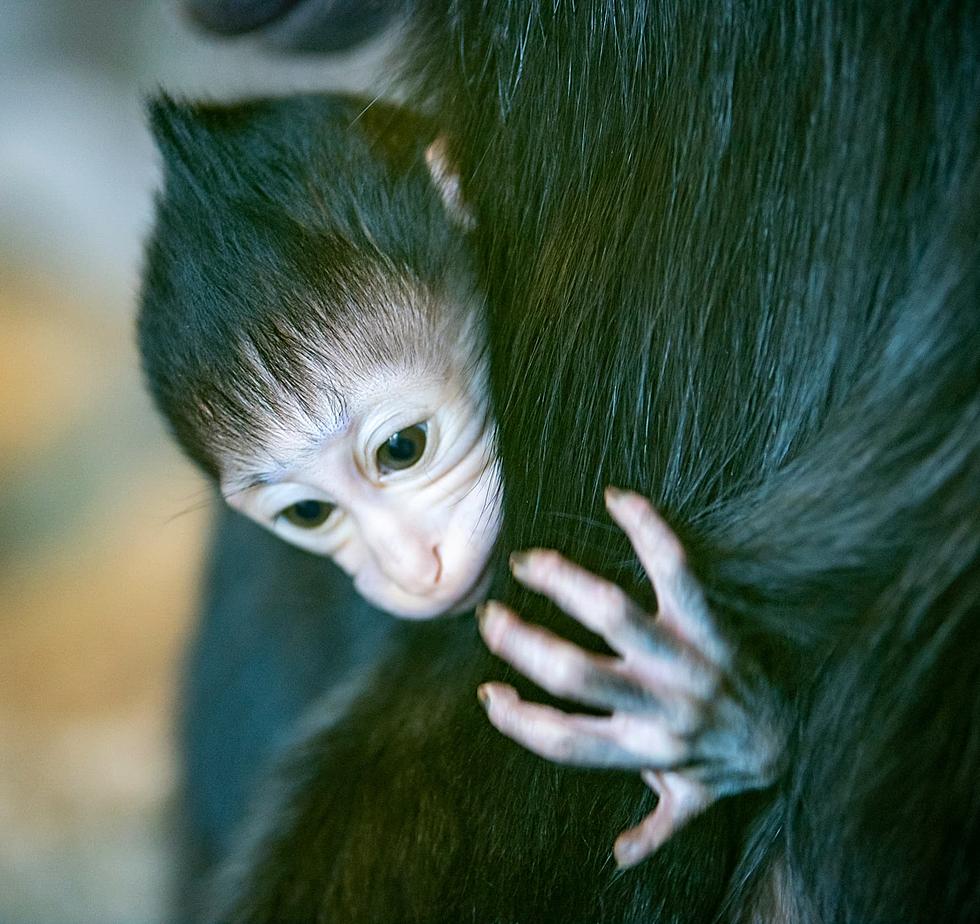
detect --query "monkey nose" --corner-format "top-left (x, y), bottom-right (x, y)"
top-left (373, 539), bottom-right (443, 593)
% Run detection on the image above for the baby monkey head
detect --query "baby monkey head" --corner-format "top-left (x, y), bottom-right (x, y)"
top-left (139, 94), bottom-right (499, 618)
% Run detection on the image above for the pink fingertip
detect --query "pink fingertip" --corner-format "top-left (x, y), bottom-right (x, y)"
top-left (477, 601), bottom-right (509, 648)
top-left (613, 835), bottom-right (642, 869)
top-left (604, 486), bottom-right (628, 507)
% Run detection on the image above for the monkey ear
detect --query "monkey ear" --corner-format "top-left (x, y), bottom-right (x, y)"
top-left (425, 136), bottom-right (477, 232)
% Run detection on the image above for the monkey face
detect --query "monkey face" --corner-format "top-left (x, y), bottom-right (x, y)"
top-left (221, 369), bottom-right (501, 619)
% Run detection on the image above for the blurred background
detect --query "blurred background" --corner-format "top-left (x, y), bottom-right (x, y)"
top-left (0, 4), bottom-right (392, 921)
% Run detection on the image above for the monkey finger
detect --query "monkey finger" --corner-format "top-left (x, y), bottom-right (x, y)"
top-left (508, 547), bottom-right (675, 660)
top-left (478, 602), bottom-right (722, 754)
top-left (613, 770), bottom-right (712, 868)
top-left (478, 601), bottom-right (662, 713)
top-left (477, 682), bottom-right (655, 769)
top-left (604, 488), bottom-right (730, 667)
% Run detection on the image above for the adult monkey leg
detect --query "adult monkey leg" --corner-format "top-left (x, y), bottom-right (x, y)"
top-left (181, 0), bottom-right (401, 52)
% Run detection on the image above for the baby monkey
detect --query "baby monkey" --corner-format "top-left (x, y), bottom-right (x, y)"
top-left (139, 94), bottom-right (499, 618)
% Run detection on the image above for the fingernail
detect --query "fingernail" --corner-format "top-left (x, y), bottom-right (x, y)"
top-left (509, 551), bottom-right (530, 574)
top-left (477, 602), bottom-right (504, 646)
top-left (613, 838), bottom-right (639, 869)
top-left (477, 684), bottom-right (491, 709)
top-left (477, 600), bottom-right (500, 622)
top-left (605, 486), bottom-right (627, 506)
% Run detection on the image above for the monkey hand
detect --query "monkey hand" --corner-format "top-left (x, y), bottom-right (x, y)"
top-left (477, 488), bottom-right (785, 869)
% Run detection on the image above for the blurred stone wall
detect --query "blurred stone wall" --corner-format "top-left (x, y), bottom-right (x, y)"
top-left (0, 5), bottom-right (391, 921)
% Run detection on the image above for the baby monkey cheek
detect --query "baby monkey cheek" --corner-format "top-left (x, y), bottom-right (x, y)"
top-left (329, 534), bottom-right (368, 580)
top-left (440, 477), bottom-right (502, 595)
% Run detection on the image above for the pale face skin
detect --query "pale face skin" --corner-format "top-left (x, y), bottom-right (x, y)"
top-left (222, 367), bottom-right (501, 619)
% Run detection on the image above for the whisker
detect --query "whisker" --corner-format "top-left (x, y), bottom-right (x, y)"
top-left (164, 493), bottom-right (220, 524)
top-left (348, 92), bottom-right (385, 127)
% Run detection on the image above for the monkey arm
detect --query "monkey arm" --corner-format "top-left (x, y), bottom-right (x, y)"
top-left (477, 487), bottom-right (787, 869)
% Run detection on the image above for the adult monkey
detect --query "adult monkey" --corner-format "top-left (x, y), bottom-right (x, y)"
top-left (177, 1), bottom-right (980, 922)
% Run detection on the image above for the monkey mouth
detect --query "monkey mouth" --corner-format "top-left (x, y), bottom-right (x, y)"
top-left (364, 552), bottom-right (496, 620)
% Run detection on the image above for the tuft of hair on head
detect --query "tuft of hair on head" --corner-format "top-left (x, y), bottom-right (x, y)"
top-left (146, 93), bottom-right (248, 210)
top-left (138, 92), bottom-right (482, 481)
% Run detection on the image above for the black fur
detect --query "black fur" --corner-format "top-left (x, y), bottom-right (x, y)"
top-left (174, 508), bottom-right (394, 920)
top-left (139, 93), bottom-right (468, 478)
top-left (161, 1), bottom-right (979, 922)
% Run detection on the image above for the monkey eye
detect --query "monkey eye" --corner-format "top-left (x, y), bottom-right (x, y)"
top-left (279, 499), bottom-right (335, 529)
top-left (377, 423), bottom-right (428, 474)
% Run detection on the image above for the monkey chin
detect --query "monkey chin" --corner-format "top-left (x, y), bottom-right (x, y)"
top-left (365, 558), bottom-right (496, 621)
